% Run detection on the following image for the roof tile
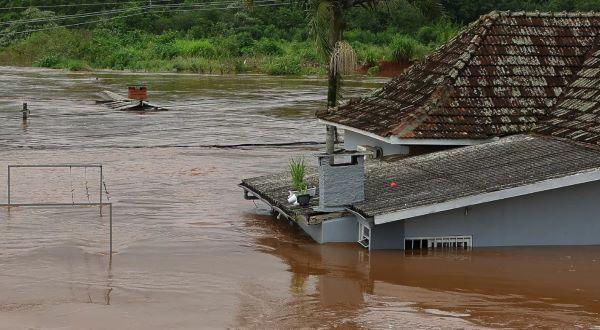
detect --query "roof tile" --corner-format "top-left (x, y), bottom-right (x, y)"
top-left (318, 11), bottom-right (600, 141)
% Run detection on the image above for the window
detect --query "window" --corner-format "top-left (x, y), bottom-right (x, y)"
top-left (358, 223), bottom-right (371, 249)
top-left (405, 236), bottom-right (472, 250)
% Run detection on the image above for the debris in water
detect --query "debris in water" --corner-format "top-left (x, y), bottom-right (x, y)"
top-left (95, 90), bottom-right (168, 112)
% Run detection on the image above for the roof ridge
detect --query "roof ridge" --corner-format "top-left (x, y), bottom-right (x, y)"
top-left (497, 10), bottom-right (600, 18)
top-left (543, 33), bottom-right (600, 118)
top-left (387, 12), bottom-right (500, 137)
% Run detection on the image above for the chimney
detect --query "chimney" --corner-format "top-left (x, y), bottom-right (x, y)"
top-left (316, 152), bottom-right (365, 212)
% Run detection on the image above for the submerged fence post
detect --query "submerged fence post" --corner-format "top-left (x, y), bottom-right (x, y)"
top-left (22, 103), bottom-right (28, 121)
top-left (7, 165), bottom-right (10, 205)
top-left (100, 165), bottom-right (103, 215)
top-left (109, 203), bottom-right (113, 257)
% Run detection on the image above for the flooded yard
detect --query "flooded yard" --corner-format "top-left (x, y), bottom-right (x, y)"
top-left (0, 67), bottom-right (599, 329)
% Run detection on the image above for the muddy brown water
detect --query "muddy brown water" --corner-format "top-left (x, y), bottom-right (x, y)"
top-left (0, 67), bottom-right (599, 329)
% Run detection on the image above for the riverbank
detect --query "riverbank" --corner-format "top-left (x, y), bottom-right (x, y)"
top-left (0, 26), bottom-right (431, 76)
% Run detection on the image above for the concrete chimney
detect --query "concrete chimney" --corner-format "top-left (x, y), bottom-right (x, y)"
top-left (315, 152), bottom-right (365, 212)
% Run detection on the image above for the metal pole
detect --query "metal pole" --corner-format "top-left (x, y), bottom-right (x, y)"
top-left (7, 166), bottom-right (10, 205)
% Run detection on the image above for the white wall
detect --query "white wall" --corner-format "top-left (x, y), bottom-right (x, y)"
top-left (375, 180), bottom-right (600, 249)
top-left (343, 130), bottom-right (409, 156)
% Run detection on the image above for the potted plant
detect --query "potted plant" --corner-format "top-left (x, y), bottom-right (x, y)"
top-left (289, 157), bottom-right (312, 206)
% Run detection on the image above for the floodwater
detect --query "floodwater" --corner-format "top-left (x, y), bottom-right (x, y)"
top-left (0, 66), bottom-right (599, 329)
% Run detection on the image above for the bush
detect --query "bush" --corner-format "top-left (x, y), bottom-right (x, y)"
top-left (353, 42), bottom-right (388, 66)
top-left (416, 26), bottom-right (437, 45)
top-left (390, 35), bottom-right (427, 61)
top-left (367, 65), bottom-right (380, 76)
top-left (108, 48), bottom-right (141, 70)
top-left (253, 38), bottom-right (284, 56)
top-left (264, 55), bottom-right (302, 75)
top-left (33, 55), bottom-right (62, 68)
top-left (171, 39), bottom-right (216, 58)
top-left (63, 59), bottom-right (91, 71)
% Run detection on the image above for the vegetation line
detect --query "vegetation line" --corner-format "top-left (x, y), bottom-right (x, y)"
top-left (0, 0), bottom-right (597, 76)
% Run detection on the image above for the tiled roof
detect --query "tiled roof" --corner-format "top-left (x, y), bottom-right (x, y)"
top-left (350, 135), bottom-right (600, 218)
top-left (317, 11), bottom-right (600, 140)
top-left (536, 48), bottom-right (600, 145)
top-left (240, 135), bottom-right (600, 221)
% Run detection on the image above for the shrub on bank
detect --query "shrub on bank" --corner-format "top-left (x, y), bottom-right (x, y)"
top-left (264, 55), bottom-right (302, 75)
top-left (253, 38), bottom-right (284, 56)
top-left (171, 39), bottom-right (217, 58)
top-left (390, 35), bottom-right (428, 61)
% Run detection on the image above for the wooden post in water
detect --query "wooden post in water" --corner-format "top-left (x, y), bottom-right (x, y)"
top-left (22, 103), bottom-right (29, 121)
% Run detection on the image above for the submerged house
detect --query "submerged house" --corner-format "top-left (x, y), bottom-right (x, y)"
top-left (240, 11), bottom-right (600, 250)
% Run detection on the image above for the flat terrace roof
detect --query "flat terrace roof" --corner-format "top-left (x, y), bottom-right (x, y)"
top-left (241, 135), bottom-right (600, 226)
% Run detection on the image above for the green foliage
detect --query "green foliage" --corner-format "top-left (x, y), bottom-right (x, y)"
top-left (390, 35), bottom-right (428, 61)
top-left (352, 42), bottom-right (388, 66)
top-left (63, 59), bottom-right (90, 71)
top-left (264, 55), bottom-right (302, 75)
top-left (253, 38), bottom-right (284, 56)
top-left (1, 0), bottom-right (597, 75)
top-left (367, 65), bottom-right (380, 76)
top-left (289, 157), bottom-right (307, 193)
top-left (33, 55), bottom-right (62, 68)
top-left (171, 39), bottom-right (217, 58)
top-left (0, 7), bottom-right (58, 47)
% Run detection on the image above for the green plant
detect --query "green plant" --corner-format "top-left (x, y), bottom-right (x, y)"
top-left (265, 55), bottom-right (302, 75)
top-left (171, 39), bottom-right (217, 58)
top-left (33, 55), bottom-right (62, 68)
top-left (289, 157), bottom-right (308, 193)
top-left (253, 38), bottom-right (284, 56)
top-left (390, 34), bottom-right (428, 61)
top-left (367, 65), bottom-right (380, 76)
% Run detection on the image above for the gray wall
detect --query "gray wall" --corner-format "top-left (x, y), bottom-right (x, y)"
top-left (371, 221), bottom-right (404, 250)
top-left (374, 180), bottom-right (600, 249)
top-left (344, 130), bottom-right (409, 156)
top-left (298, 216), bottom-right (358, 244)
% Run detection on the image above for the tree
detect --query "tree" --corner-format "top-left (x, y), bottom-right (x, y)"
top-left (297, 0), bottom-right (385, 153)
top-left (0, 8), bottom-right (58, 47)
top-left (254, 0), bottom-right (441, 154)
top-left (306, 0), bottom-right (446, 153)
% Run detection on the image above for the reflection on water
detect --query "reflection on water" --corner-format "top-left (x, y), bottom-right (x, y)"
top-left (0, 67), bottom-right (598, 329)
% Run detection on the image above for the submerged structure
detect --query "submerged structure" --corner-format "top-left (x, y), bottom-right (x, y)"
top-left (240, 11), bottom-right (600, 250)
top-left (96, 88), bottom-right (167, 112)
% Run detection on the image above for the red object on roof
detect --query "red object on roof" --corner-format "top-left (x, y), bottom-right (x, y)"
top-left (128, 86), bottom-right (148, 101)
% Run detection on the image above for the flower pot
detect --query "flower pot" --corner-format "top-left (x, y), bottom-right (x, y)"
top-left (296, 194), bottom-right (311, 206)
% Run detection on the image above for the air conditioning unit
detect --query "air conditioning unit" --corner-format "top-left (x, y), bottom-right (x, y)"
top-left (356, 145), bottom-right (383, 160)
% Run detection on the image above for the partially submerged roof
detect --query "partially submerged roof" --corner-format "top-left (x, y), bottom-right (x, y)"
top-left (241, 135), bottom-right (600, 225)
top-left (318, 11), bottom-right (600, 140)
top-left (240, 168), bottom-right (345, 225)
top-left (350, 135), bottom-right (600, 224)
top-left (536, 48), bottom-right (600, 145)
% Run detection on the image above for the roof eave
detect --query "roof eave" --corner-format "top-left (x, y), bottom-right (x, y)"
top-left (319, 119), bottom-right (497, 146)
top-left (372, 169), bottom-right (600, 225)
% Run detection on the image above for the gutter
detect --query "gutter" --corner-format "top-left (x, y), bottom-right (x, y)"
top-left (373, 169), bottom-right (600, 225)
top-left (238, 184), bottom-right (294, 221)
top-left (318, 119), bottom-right (497, 146)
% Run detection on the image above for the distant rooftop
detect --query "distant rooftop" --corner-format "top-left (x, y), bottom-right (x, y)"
top-left (241, 135), bottom-right (600, 223)
top-left (318, 11), bottom-right (600, 140)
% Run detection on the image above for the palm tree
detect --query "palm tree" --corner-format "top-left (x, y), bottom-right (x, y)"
top-left (299, 0), bottom-right (385, 154)
top-left (246, 0), bottom-right (442, 154)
